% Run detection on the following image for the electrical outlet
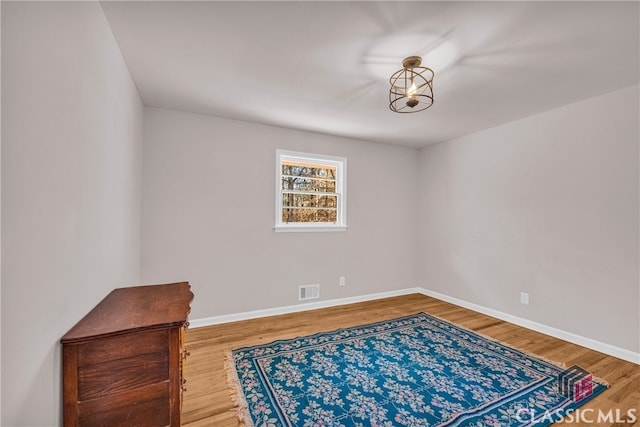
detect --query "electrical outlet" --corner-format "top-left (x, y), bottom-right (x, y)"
top-left (520, 292), bottom-right (529, 305)
top-left (339, 276), bottom-right (346, 287)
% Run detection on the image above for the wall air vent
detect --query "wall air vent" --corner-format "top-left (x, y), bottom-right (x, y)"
top-left (299, 284), bottom-right (320, 301)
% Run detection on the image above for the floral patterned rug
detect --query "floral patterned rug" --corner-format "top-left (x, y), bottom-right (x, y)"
top-left (226, 313), bottom-right (607, 426)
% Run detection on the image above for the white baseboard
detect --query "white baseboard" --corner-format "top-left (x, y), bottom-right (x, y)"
top-left (189, 286), bottom-right (639, 365)
top-left (417, 288), bottom-right (640, 365)
top-left (188, 287), bottom-right (422, 328)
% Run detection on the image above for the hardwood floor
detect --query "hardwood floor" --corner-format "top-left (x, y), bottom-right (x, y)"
top-left (181, 294), bottom-right (639, 426)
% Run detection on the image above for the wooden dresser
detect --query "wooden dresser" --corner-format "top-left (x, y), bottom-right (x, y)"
top-left (61, 282), bottom-right (193, 427)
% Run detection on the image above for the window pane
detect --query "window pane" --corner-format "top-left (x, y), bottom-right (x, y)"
top-left (282, 193), bottom-right (337, 208)
top-left (282, 208), bottom-right (338, 223)
top-left (281, 177), bottom-right (335, 193)
top-left (282, 161), bottom-right (336, 179)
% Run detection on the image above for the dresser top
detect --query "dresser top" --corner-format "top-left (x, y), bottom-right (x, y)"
top-left (61, 282), bottom-right (194, 343)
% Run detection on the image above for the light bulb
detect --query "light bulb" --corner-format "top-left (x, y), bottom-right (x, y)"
top-left (407, 81), bottom-right (417, 99)
top-left (405, 78), bottom-right (419, 108)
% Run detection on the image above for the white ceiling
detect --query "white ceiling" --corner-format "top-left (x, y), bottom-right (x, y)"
top-left (100, 1), bottom-right (639, 148)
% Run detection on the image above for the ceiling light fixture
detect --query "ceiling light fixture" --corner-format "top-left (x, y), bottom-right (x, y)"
top-left (389, 56), bottom-right (434, 113)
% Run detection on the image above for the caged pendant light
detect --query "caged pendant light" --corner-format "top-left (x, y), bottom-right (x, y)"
top-left (389, 56), bottom-right (434, 113)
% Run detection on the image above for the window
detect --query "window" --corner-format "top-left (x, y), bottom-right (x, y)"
top-left (275, 150), bottom-right (347, 232)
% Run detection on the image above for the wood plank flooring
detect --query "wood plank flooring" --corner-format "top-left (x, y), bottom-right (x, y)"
top-left (181, 294), bottom-right (639, 426)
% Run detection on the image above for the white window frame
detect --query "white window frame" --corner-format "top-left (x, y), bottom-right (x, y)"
top-left (274, 149), bottom-right (347, 232)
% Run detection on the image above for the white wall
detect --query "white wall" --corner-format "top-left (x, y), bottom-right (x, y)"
top-left (418, 85), bottom-right (639, 353)
top-left (141, 108), bottom-right (419, 319)
top-left (1, 2), bottom-right (143, 426)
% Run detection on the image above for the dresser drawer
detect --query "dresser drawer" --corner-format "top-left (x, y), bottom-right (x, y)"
top-left (78, 382), bottom-right (170, 427)
top-left (78, 350), bottom-right (169, 401)
top-left (77, 329), bottom-right (167, 366)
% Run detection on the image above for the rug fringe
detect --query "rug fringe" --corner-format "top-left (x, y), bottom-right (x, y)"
top-left (225, 350), bottom-right (256, 427)
top-left (420, 311), bottom-right (610, 388)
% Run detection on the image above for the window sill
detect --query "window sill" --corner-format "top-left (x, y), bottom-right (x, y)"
top-left (274, 225), bottom-right (348, 233)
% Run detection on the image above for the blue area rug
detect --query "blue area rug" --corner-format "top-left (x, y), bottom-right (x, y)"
top-left (226, 313), bottom-right (607, 426)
